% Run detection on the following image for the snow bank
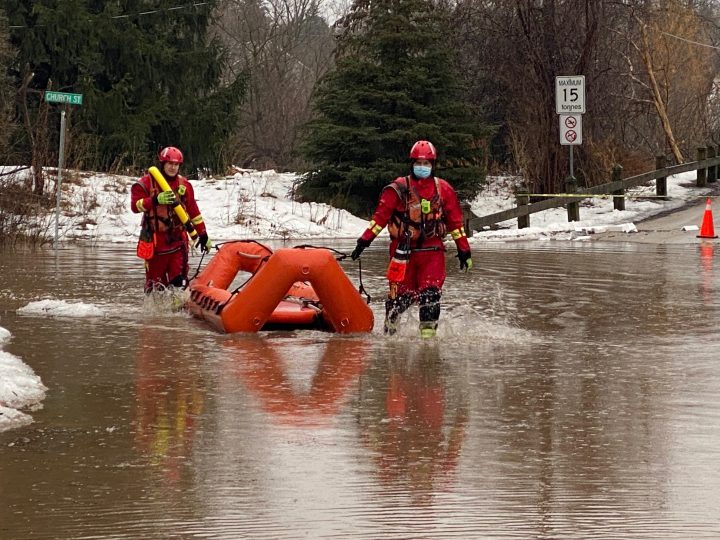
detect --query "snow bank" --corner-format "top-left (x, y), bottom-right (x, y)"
top-left (0, 327), bottom-right (47, 433)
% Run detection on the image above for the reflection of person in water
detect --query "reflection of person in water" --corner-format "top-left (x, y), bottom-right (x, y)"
top-left (358, 344), bottom-right (468, 505)
top-left (226, 336), bottom-right (369, 425)
top-left (134, 325), bottom-right (206, 484)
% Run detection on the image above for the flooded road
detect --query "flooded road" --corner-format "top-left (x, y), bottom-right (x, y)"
top-left (1, 239), bottom-right (720, 538)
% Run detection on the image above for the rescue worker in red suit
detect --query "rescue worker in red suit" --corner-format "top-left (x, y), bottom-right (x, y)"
top-left (130, 146), bottom-right (212, 292)
top-left (351, 140), bottom-right (472, 338)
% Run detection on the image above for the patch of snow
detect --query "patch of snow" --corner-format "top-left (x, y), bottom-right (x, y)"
top-left (0, 327), bottom-right (47, 433)
top-left (17, 299), bottom-right (106, 318)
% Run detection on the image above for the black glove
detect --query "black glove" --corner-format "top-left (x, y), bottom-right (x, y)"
top-left (351, 238), bottom-right (371, 260)
top-left (457, 251), bottom-right (473, 273)
top-left (196, 232), bottom-right (211, 254)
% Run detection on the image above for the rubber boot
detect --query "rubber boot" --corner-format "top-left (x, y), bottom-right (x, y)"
top-left (419, 321), bottom-right (438, 339)
top-left (418, 286), bottom-right (441, 338)
top-left (384, 293), bottom-right (414, 335)
top-left (168, 274), bottom-right (188, 311)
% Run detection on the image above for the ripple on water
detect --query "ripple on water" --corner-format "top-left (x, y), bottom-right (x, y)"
top-left (2, 242), bottom-right (720, 539)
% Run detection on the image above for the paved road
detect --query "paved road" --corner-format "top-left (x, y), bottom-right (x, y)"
top-left (594, 189), bottom-right (720, 244)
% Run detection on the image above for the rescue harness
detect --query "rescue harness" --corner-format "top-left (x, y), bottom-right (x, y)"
top-left (387, 176), bottom-right (447, 248)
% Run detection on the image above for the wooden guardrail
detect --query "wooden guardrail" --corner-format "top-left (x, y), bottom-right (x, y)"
top-left (463, 146), bottom-right (720, 235)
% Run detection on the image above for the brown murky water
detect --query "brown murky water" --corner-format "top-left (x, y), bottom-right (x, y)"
top-left (1, 239), bottom-right (720, 539)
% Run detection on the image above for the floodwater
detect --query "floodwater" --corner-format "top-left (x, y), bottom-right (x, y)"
top-left (1, 239), bottom-right (720, 539)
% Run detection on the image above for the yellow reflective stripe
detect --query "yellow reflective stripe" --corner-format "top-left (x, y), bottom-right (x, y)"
top-left (450, 227), bottom-right (466, 240)
top-left (368, 220), bottom-right (383, 235)
top-left (136, 199), bottom-right (146, 212)
top-left (191, 215), bottom-right (204, 225)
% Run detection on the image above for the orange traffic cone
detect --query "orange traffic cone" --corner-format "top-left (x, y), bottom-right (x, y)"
top-left (697, 198), bottom-right (718, 239)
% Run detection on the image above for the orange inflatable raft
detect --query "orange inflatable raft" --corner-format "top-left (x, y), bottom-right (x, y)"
top-left (186, 241), bottom-right (374, 333)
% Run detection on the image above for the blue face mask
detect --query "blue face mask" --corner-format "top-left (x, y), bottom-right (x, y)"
top-left (413, 165), bottom-right (432, 179)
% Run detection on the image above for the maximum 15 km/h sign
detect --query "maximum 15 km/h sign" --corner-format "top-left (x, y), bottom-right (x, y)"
top-left (555, 75), bottom-right (585, 114)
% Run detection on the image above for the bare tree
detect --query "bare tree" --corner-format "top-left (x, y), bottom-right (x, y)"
top-left (453, 0), bottom-right (720, 191)
top-left (14, 66), bottom-right (52, 197)
top-left (453, 0), bottom-right (607, 193)
top-left (0, 11), bottom-right (15, 158)
top-left (214, 0), bottom-right (336, 169)
top-left (634, 2), bottom-right (715, 163)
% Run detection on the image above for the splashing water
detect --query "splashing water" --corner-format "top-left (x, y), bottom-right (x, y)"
top-left (141, 287), bottom-right (191, 315)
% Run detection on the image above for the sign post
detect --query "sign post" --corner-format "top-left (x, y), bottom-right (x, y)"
top-left (559, 114), bottom-right (582, 178)
top-left (556, 76), bottom-right (585, 181)
top-left (45, 91), bottom-right (83, 247)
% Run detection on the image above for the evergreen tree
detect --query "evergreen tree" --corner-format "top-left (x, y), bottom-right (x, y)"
top-left (3, 0), bottom-right (247, 172)
top-left (0, 8), bottom-right (17, 155)
top-left (298, 0), bottom-right (491, 216)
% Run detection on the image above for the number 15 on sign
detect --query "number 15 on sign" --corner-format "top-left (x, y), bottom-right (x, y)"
top-left (555, 76), bottom-right (585, 114)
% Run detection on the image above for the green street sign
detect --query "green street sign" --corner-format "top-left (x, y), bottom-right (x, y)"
top-left (44, 91), bottom-right (83, 106)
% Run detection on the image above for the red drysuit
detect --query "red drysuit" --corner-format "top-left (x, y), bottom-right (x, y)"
top-left (131, 171), bottom-right (207, 292)
top-left (358, 174), bottom-right (471, 333)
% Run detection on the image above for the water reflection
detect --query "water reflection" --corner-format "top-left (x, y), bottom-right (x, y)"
top-left (225, 335), bottom-right (368, 425)
top-left (358, 342), bottom-right (468, 506)
top-left (699, 242), bottom-right (714, 304)
top-left (133, 324), bottom-right (207, 486)
top-left (2, 243), bottom-right (720, 538)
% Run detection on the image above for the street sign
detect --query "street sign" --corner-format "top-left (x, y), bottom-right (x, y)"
top-left (44, 91), bottom-right (83, 106)
top-left (46, 90), bottom-right (83, 246)
top-left (555, 76), bottom-right (585, 114)
top-left (560, 114), bottom-right (582, 145)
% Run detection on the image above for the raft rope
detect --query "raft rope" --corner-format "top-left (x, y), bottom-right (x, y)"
top-left (357, 258), bottom-right (371, 305)
top-left (185, 246), bottom-right (210, 288)
top-left (294, 244), bottom-right (346, 257)
top-left (214, 239), bottom-right (274, 252)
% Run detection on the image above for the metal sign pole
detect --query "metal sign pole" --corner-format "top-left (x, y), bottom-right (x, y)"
top-left (45, 91), bottom-right (82, 248)
top-left (54, 109), bottom-right (66, 248)
top-left (570, 145), bottom-right (574, 180)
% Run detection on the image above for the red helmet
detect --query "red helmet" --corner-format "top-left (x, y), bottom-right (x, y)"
top-left (409, 140), bottom-right (437, 160)
top-left (159, 146), bottom-right (184, 164)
